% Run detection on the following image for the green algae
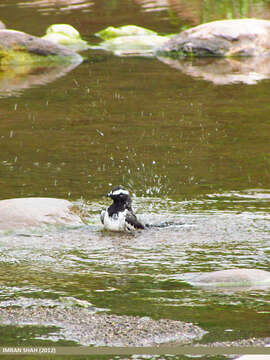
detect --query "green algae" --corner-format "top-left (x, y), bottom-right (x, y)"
top-left (92, 25), bottom-right (176, 56)
top-left (96, 25), bottom-right (158, 40)
top-left (42, 24), bottom-right (89, 52)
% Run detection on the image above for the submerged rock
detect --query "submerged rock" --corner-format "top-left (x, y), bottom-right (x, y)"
top-left (0, 29), bottom-right (82, 65)
top-left (157, 18), bottom-right (270, 57)
top-left (189, 268), bottom-right (270, 288)
top-left (42, 24), bottom-right (89, 52)
top-left (0, 197), bottom-right (85, 230)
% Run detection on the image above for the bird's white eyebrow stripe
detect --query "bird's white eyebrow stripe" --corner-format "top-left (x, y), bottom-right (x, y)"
top-left (110, 189), bottom-right (129, 196)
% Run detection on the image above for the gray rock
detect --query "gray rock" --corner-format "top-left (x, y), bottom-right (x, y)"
top-left (189, 268), bottom-right (270, 287)
top-left (0, 21), bottom-right (5, 29)
top-left (0, 197), bottom-right (85, 230)
top-left (157, 19), bottom-right (270, 57)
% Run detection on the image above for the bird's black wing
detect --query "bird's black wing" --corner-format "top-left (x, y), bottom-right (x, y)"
top-left (125, 211), bottom-right (144, 230)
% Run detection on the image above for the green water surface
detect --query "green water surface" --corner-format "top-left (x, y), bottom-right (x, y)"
top-left (0, 0), bottom-right (269, 354)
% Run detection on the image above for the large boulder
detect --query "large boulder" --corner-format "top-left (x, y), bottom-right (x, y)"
top-left (0, 197), bottom-right (85, 230)
top-left (157, 18), bottom-right (270, 57)
top-left (0, 29), bottom-right (82, 65)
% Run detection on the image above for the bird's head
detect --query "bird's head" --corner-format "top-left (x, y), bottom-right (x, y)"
top-left (107, 186), bottom-right (131, 204)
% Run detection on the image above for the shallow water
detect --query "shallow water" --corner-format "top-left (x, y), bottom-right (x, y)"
top-left (0, 0), bottom-right (270, 352)
top-left (0, 192), bottom-right (269, 347)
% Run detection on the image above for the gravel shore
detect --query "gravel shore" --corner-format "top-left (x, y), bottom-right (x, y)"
top-left (0, 307), bottom-right (206, 346)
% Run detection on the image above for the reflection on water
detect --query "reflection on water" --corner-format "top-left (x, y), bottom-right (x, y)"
top-left (17, 0), bottom-right (93, 14)
top-left (135, 0), bottom-right (270, 26)
top-left (133, 0), bottom-right (169, 13)
top-left (0, 62), bottom-right (81, 98)
top-left (158, 56), bottom-right (270, 85)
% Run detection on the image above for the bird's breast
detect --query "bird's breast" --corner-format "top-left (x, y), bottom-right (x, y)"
top-left (103, 209), bottom-right (127, 231)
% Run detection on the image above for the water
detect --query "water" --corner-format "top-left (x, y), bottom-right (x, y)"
top-left (0, 0), bottom-right (270, 354)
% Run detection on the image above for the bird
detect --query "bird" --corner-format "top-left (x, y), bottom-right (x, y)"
top-left (100, 186), bottom-right (144, 232)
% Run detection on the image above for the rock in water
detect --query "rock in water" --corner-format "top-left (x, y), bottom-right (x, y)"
top-left (92, 24), bottom-right (170, 57)
top-left (95, 25), bottom-right (158, 40)
top-left (0, 197), bottom-right (85, 230)
top-left (157, 19), bottom-right (270, 57)
top-left (0, 29), bottom-right (82, 65)
top-left (189, 268), bottom-right (270, 287)
top-left (42, 24), bottom-right (89, 52)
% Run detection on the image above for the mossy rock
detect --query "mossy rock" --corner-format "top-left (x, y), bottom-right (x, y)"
top-left (96, 25), bottom-right (157, 40)
top-left (93, 24), bottom-right (171, 56)
top-left (42, 24), bottom-right (89, 52)
top-left (0, 29), bottom-right (82, 65)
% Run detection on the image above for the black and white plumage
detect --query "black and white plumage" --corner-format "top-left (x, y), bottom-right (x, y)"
top-left (100, 186), bottom-right (144, 232)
